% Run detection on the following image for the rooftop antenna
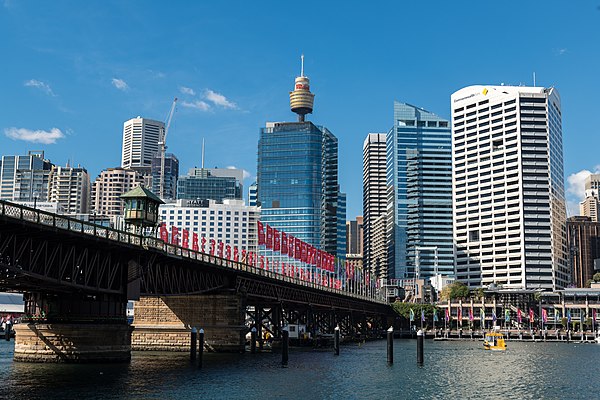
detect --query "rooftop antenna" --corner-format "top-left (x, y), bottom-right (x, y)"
top-left (533, 72), bottom-right (536, 87)
top-left (201, 138), bottom-right (205, 169)
top-left (301, 54), bottom-right (305, 77)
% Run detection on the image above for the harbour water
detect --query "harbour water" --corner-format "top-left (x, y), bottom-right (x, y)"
top-left (0, 338), bottom-right (598, 399)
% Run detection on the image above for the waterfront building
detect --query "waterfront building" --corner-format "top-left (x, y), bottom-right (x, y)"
top-left (91, 167), bottom-right (143, 217)
top-left (159, 198), bottom-right (259, 252)
top-left (177, 167), bottom-right (243, 202)
top-left (346, 216), bottom-right (364, 256)
top-left (257, 59), bottom-right (344, 257)
top-left (567, 216), bottom-right (600, 287)
top-left (48, 164), bottom-right (91, 214)
top-left (0, 151), bottom-right (53, 202)
top-left (451, 85), bottom-right (569, 290)
top-left (362, 133), bottom-right (388, 279)
top-left (387, 102), bottom-right (453, 281)
top-left (151, 153), bottom-right (179, 200)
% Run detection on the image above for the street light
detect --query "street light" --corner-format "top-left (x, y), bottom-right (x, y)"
top-left (33, 191), bottom-right (39, 209)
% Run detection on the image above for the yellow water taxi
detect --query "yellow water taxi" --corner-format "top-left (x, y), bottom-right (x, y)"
top-left (483, 332), bottom-right (507, 351)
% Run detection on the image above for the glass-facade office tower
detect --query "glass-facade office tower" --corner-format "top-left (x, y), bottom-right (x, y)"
top-left (258, 122), bottom-right (343, 256)
top-left (151, 153), bottom-right (179, 200)
top-left (0, 151), bottom-right (53, 202)
top-left (387, 102), bottom-right (453, 280)
top-left (451, 85), bottom-right (569, 290)
top-left (177, 167), bottom-right (243, 203)
top-left (363, 133), bottom-right (388, 279)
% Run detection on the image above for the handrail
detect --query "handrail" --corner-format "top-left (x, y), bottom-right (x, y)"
top-left (0, 200), bottom-right (386, 304)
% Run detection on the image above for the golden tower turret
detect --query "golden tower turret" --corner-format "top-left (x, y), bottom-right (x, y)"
top-left (289, 55), bottom-right (315, 122)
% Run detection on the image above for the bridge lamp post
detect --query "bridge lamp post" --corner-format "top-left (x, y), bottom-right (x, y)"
top-left (33, 191), bottom-right (39, 209)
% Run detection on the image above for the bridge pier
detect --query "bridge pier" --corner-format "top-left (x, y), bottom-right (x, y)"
top-left (131, 293), bottom-right (246, 352)
top-left (14, 292), bottom-right (130, 363)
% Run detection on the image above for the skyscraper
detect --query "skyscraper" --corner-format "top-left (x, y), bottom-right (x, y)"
top-left (451, 85), bottom-right (569, 290)
top-left (363, 133), bottom-right (387, 279)
top-left (121, 117), bottom-right (164, 171)
top-left (48, 164), bottom-right (91, 214)
top-left (387, 102), bottom-right (453, 281)
top-left (567, 216), bottom-right (600, 288)
top-left (346, 216), bottom-right (364, 256)
top-left (257, 59), bottom-right (344, 256)
top-left (91, 168), bottom-right (143, 217)
top-left (151, 153), bottom-right (179, 200)
top-left (0, 151), bottom-right (53, 202)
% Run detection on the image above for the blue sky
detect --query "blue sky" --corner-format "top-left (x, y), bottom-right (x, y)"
top-left (1, 1), bottom-right (599, 218)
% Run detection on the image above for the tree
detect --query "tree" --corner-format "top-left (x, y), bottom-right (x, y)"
top-left (440, 282), bottom-right (470, 301)
top-left (391, 301), bottom-right (437, 320)
top-left (593, 272), bottom-right (600, 283)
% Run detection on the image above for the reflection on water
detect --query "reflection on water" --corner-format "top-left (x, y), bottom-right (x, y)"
top-left (0, 338), bottom-right (598, 399)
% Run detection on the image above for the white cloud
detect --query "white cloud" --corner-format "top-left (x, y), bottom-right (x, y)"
top-left (4, 127), bottom-right (65, 144)
top-left (205, 89), bottom-right (237, 109)
top-left (24, 79), bottom-right (56, 96)
top-left (180, 86), bottom-right (196, 96)
top-left (111, 78), bottom-right (129, 91)
top-left (227, 166), bottom-right (252, 180)
top-left (181, 100), bottom-right (210, 111)
top-left (556, 48), bottom-right (567, 56)
top-left (566, 169), bottom-right (600, 199)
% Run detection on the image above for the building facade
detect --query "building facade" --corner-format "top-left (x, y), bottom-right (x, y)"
top-left (177, 167), bottom-right (243, 202)
top-left (91, 168), bottom-right (143, 217)
top-left (387, 102), bottom-right (453, 281)
top-left (151, 153), bottom-right (179, 200)
top-left (121, 117), bottom-right (164, 170)
top-left (0, 151), bottom-right (53, 202)
top-left (580, 174), bottom-right (600, 222)
top-left (451, 85), bottom-right (569, 290)
top-left (159, 199), bottom-right (259, 253)
top-left (48, 164), bottom-right (91, 214)
top-left (567, 216), bottom-right (600, 288)
top-left (346, 216), bottom-right (364, 256)
top-left (363, 133), bottom-right (388, 279)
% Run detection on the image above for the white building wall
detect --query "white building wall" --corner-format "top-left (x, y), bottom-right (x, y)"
top-left (451, 85), bottom-right (568, 290)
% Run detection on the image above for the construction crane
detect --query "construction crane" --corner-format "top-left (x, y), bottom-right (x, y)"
top-left (158, 97), bottom-right (178, 199)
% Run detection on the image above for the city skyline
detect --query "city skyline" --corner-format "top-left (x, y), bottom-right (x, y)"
top-left (1, 2), bottom-right (600, 218)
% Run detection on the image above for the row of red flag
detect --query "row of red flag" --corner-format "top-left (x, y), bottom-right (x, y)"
top-left (158, 224), bottom-right (343, 288)
top-left (257, 221), bottom-right (335, 271)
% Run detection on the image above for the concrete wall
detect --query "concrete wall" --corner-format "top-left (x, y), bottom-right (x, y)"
top-left (131, 293), bottom-right (245, 352)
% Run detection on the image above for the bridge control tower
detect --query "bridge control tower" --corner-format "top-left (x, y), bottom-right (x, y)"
top-left (289, 55), bottom-right (315, 122)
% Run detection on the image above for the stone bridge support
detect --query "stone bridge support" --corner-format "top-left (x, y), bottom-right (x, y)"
top-left (13, 292), bottom-right (130, 363)
top-left (131, 292), bottom-right (246, 352)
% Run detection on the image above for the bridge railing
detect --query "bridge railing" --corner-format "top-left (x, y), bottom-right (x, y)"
top-left (0, 200), bottom-right (386, 304)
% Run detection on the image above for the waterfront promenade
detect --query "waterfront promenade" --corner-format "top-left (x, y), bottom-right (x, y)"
top-left (1, 337), bottom-right (599, 399)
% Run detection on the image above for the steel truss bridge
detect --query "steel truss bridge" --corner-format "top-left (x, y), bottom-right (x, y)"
top-left (0, 200), bottom-right (392, 339)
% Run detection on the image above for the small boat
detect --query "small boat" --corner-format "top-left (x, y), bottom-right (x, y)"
top-left (483, 332), bottom-right (507, 351)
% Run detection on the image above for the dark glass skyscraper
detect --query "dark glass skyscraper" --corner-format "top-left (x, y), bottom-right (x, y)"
top-left (387, 102), bottom-right (453, 280)
top-left (257, 61), bottom-right (344, 257)
top-left (177, 167), bottom-right (242, 202)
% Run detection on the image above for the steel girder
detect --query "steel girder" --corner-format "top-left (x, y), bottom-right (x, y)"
top-left (0, 226), bottom-right (128, 295)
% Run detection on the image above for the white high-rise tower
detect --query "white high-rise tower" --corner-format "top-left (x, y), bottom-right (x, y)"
top-left (451, 85), bottom-right (568, 290)
top-left (121, 117), bottom-right (164, 170)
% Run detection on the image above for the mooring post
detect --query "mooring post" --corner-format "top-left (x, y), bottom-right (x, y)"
top-left (198, 328), bottom-right (205, 369)
top-left (386, 326), bottom-right (393, 364)
top-left (282, 329), bottom-right (289, 367)
top-left (417, 329), bottom-right (424, 365)
top-left (190, 327), bottom-right (197, 361)
top-left (251, 326), bottom-right (257, 354)
top-left (334, 325), bottom-right (340, 356)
